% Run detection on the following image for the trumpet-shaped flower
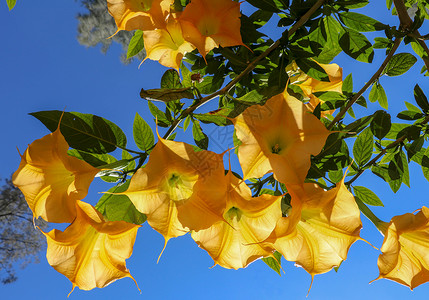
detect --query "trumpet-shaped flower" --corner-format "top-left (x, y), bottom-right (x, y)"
top-left (42, 201), bottom-right (140, 294)
top-left (107, 0), bottom-right (173, 34)
top-left (233, 92), bottom-right (331, 184)
top-left (120, 136), bottom-right (227, 250)
top-left (296, 62), bottom-right (343, 115)
top-left (266, 178), bottom-right (362, 279)
top-left (374, 207), bottom-right (429, 289)
top-left (12, 128), bottom-right (99, 223)
top-left (178, 0), bottom-right (245, 60)
top-left (143, 16), bottom-right (196, 70)
top-left (192, 171), bottom-right (282, 269)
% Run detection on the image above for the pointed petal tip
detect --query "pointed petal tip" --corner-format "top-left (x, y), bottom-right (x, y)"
top-left (157, 238), bottom-right (169, 263)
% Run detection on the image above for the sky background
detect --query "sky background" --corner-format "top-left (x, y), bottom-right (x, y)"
top-left (1, 0), bottom-right (429, 299)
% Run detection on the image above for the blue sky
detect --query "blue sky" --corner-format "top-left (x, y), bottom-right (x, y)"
top-left (1, 1), bottom-right (429, 299)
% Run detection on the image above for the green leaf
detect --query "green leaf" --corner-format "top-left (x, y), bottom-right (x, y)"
top-left (246, 0), bottom-right (281, 12)
top-left (122, 150), bottom-right (136, 172)
top-left (404, 101), bottom-right (421, 112)
top-left (342, 73), bottom-right (353, 94)
top-left (397, 110), bottom-right (423, 121)
top-left (133, 112), bottom-right (155, 152)
top-left (414, 84), bottom-right (429, 113)
top-left (344, 115), bottom-right (373, 135)
top-left (96, 181), bottom-right (146, 224)
top-left (339, 28), bottom-right (374, 63)
top-left (383, 53), bottom-right (417, 77)
top-left (140, 87), bottom-right (193, 102)
top-left (161, 69), bottom-right (183, 89)
top-left (30, 111), bottom-right (127, 154)
top-left (353, 186), bottom-right (384, 206)
top-left (192, 120), bottom-right (208, 150)
top-left (370, 110), bottom-right (391, 139)
top-left (147, 101), bottom-right (171, 127)
top-left (339, 12), bottom-right (385, 32)
top-left (183, 115), bottom-right (191, 132)
top-left (353, 127), bottom-right (373, 166)
top-left (295, 58), bottom-right (329, 82)
top-left (262, 251), bottom-right (282, 275)
top-left (373, 37), bottom-right (391, 49)
top-left (6, 0), bottom-right (16, 10)
top-left (126, 30), bottom-right (144, 59)
top-left (67, 149), bottom-right (117, 167)
top-left (369, 82), bottom-right (388, 109)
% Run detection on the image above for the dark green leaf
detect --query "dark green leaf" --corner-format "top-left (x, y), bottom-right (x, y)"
top-left (414, 84), bottom-right (429, 113)
top-left (373, 37), bottom-right (391, 49)
top-left (339, 28), bottom-right (374, 63)
top-left (67, 149), bottom-right (117, 167)
top-left (353, 127), bottom-right (373, 166)
top-left (339, 12), bottom-right (385, 32)
top-left (161, 69), bottom-right (183, 89)
top-left (344, 115), bottom-right (373, 135)
top-left (96, 181), bottom-right (146, 224)
top-left (405, 137), bottom-right (424, 161)
top-left (370, 110), bottom-right (391, 139)
top-left (295, 58), bottom-right (329, 82)
top-left (383, 53), bottom-right (417, 77)
top-left (133, 112), bottom-right (155, 152)
top-left (30, 111), bottom-right (127, 154)
top-left (126, 30), bottom-right (144, 59)
top-left (192, 120), bottom-right (208, 150)
top-left (262, 251), bottom-right (282, 275)
top-left (246, 0), bottom-right (281, 12)
top-left (140, 87), bottom-right (193, 102)
top-left (353, 186), bottom-right (384, 206)
top-left (397, 110), bottom-right (424, 120)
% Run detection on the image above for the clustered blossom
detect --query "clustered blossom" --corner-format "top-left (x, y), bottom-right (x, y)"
top-left (107, 0), bottom-right (246, 69)
top-left (11, 0), bottom-right (429, 296)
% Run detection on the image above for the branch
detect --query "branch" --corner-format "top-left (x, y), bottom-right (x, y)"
top-left (163, 0), bottom-right (326, 139)
top-left (346, 115), bottom-right (429, 186)
top-left (327, 37), bottom-right (402, 130)
top-left (393, 0), bottom-right (429, 71)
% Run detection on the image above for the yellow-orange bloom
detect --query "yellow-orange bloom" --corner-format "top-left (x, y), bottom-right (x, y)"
top-left (266, 178), bottom-right (362, 279)
top-left (374, 207), bottom-right (429, 289)
top-left (42, 201), bottom-right (140, 294)
top-left (296, 62), bottom-right (343, 115)
top-left (192, 171), bottom-right (282, 269)
top-left (107, 0), bottom-right (173, 34)
top-left (120, 136), bottom-right (227, 250)
top-left (143, 16), bottom-right (196, 71)
top-left (178, 0), bottom-right (245, 60)
top-left (233, 92), bottom-right (331, 184)
top-left (12, 128), bottom-right (99, 223)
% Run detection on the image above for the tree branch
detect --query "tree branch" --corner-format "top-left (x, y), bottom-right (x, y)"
top-left (327, 37), bottom-right (402, 130)
top-left (393, 0), bottom-right (429, 71)
top-left (345, 115), bottom-right (429, 186)
top-left (163, 0), bottom-right (326, 139)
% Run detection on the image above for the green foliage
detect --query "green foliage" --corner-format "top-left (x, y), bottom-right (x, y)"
top-left (383, 53), bottom-right (417, 77)
top-left (126, 30), bottom-right (144, 59)
top-left (30, 110), bottom-right (127, 154)
top-left (6, 0), bottom-right (16, 10)
top-left (133, 112), bottom-right (155, 152)
top-left (353, 186), bottom-right (384, 206)
top-left (262, 251), bottom-right (282, 275)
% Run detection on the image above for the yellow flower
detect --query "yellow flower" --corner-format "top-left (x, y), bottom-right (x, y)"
top-left (12, 128), bottom-right (99, 223)
top-left (266, 178), bottom-right (362, 280)
top-left (107, 0), bottom-right (173, 34)
top-left (191, 171), bottom-right (282, 269)
top-left (374, 207), bottom-right (429, 289)
top-left (42, 201), bottom-right (140, 295)
top-left (119, 136), bottom-right (227, 254)
top-left (296, 62), bottom-right (343, 115)
top-left (233, 92), bottom-right (331, 184)
top-left (178, 0), bottom-right (245, 60)
top-left (142, 16), bottom-right (196, 71)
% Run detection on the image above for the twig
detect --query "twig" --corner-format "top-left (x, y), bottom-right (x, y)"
top-left (393, 0), bottom-right (429, 71)
top-left (163, 0), bottom-right (326, 139)
top-left (346, 115), bottom-right (429, 186)
top-left (327, 37), bottom-right (402, 130)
